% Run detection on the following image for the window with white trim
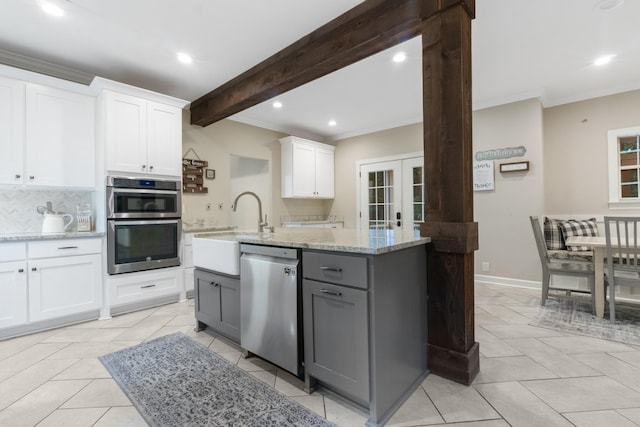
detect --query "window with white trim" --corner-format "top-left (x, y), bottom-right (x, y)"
top-left (608, 126), bottom-right (640, 208)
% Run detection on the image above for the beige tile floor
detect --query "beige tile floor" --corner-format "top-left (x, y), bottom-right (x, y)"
top-left (1, 283), bottom-right (640, 426)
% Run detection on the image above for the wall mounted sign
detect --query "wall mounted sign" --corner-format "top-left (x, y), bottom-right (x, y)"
top-left (473, 160), bottom-right (494, 192)
top-left (475, 146), bottom-right (526, 161)
top-left (500, 161), bottom-right (529, 173)
top-left (182, 158), bottom-right (209, 194)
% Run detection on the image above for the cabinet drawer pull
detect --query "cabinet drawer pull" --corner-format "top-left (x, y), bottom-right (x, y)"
top-left (141, 284), bottom-right (156, 289)
top-left (31, 267), bottom-right (37, 271)
top-left (320, 289), bottom-right (343, 297)
top-left (18, 268), bottom-right (24, 273)
top-left (320, 266), bottom-right (343, 273)
top-left (57, 246), bottom-right (78, 250)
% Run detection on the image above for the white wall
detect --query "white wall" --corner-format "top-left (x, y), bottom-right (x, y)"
top-left (473, 99), bottom-right (544, 282)
top-left (544, 89), bottom-right (640, 215)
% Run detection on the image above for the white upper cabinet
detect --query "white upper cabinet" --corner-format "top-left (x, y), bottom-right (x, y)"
top-left (281, 136), bottom-right (335, 199)
top-left (314, 146), bottom-right (335, 198)
top-left (104, 90), bottom-right (182, 177)
top-left (147, 100), bottom-right (182, 177)
top-left (0, 77), bottom-right (95, 189)
top-left (104, 91), bottom-right (146, 175)
top-left (25, 84), bottom-right (95, 188)
top-left (0, 76), bottom-right (25, 185)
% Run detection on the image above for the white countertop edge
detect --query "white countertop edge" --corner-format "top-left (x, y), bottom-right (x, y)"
top-left (0, 231), bottom-right (105, 241)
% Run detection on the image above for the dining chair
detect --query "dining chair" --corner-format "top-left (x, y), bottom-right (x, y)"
top-left (604, 216), bottom-right (640, 322)
top-left (530, 216), bottom-right (596, 308)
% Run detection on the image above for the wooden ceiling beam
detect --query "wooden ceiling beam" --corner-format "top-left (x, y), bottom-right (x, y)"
top-left (190, 0), bottom-right (473, 127)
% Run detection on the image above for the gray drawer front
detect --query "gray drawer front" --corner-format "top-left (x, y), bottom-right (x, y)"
top-left (303, 251), bottom-right (368, 289)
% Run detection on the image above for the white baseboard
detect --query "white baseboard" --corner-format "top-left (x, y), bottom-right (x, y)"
top-left (474, 274), bottom-right (540, 289)
top-left (474, 273), bottom-right (640, 303)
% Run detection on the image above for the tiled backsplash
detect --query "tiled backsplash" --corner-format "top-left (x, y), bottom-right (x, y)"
top-left (0, 190), bottom-right (93, 233)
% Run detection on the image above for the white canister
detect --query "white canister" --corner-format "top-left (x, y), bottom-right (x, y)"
top-left (42, 213), bottom-right (73, 234)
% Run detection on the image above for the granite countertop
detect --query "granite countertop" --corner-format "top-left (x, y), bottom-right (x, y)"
top-left (282, 220), bottom-right (344, 225)
top-left (193, 228), bottom-right (430, 255)
top-left (182, 224), bottom-right (237, 233)
top-left (0, 231), bottom-right (105, 242)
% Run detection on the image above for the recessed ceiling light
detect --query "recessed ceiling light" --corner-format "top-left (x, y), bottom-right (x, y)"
top-left (328, 120), bottom-right (337, 127)
top-left (392, 52), bottom-right (407, 63)
top-left (594, 0), bottom-right (624, 11)
top-left (272, 101), bottom-right (283, 109)
top-left (41, 1), bottom-right (64, 17)
top-left (594, 54), bottom-right (615, 66)
top-left (177, 52), bottom-right (193, 64)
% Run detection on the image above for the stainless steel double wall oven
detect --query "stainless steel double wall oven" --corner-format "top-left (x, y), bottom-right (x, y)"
top-left (107, 176), bottom-right (182, 274)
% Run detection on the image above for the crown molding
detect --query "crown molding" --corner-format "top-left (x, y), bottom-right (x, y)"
top-left (0, 48), bottom-right (93, 85)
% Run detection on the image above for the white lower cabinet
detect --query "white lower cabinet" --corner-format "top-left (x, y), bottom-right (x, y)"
top-left (27, 239), bottom-right (102, 322)
top-left (28, 254), bottom-right (102, 322)
top-left (0, 260), bottom-right (28, 328)
top-left (108, 267), bottom-right (182, 309)
top-left (0, 238), bottom-right (103, 336)
top-left (0, 243), bottom-right (28, 329)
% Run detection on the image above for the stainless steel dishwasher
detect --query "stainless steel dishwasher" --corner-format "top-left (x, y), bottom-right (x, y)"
top-left (240, 244), bottom-right (301, 376)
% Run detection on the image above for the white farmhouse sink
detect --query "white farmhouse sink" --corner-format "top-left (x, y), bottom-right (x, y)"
top-left (192, 235), bottom-right (240, 276)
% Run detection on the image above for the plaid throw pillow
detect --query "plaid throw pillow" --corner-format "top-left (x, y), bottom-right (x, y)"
top-left (560, 218), bottom-right (598, 251)
top-left (544, 217), bottom-right (566, 250)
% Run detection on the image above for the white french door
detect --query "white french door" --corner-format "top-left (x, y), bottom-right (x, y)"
top-left (358, 155), bottom-right (424, 234)
top-left (360, 161), bottom-right (402, 231)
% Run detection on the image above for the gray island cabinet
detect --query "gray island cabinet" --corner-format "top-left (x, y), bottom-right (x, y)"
top-left (194, 268), bottom-right (241, 343)
top-left (192, 228), bottom-right (429, 426)
top-left (302, 245), bottom-right (428, 427)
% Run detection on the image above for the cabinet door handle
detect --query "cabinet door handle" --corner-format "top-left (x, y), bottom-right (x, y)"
top-left (149, 165), bottom-right (154, 171)
top-left (18, 268), bottom-right (24, 273)
top-left (29, 175), bottom-right (35, 180)
top-left (141, 165), bottom-right (146, 170)
top-left (320, 289), bottom-right (343, 297)
top-left (320, 266), bottom-right (343, 273)
top-left (210, 281), bottom-right (219, 287)
top-left (57, 246), bottom-right (78, 250)
top-left (31, 267), bottom-right (37, 271)
top-left (15, 174), bottom-right (21, 179)
top-left (141, 284), bottom-right (156, 289)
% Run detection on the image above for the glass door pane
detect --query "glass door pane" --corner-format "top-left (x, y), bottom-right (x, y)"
top-left (359, 161), bottom-right (402, 231)
top-left (402, 157), bottom-right (424, 235)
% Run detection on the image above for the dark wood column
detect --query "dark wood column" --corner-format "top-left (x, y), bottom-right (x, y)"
top-left (420, 1), bottom-right (479, 385)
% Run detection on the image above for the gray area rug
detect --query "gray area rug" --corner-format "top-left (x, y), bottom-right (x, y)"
top-left (530, 296), bottom-right (640, 346)
top-left (99, 332), bottom-right (333, 427)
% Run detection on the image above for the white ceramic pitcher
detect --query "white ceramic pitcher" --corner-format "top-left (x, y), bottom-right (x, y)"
top-left (42, 212), bottom-right (73, 234)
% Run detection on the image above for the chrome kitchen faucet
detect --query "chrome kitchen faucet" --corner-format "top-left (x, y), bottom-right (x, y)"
top-left (231, 191), bottom-right (268, 232)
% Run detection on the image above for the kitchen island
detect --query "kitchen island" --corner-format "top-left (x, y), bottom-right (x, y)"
top-left (193, 228), bottom-right (429, 427)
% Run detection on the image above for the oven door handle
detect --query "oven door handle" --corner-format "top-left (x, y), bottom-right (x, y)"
top-left (110, 188), bottom-right (179, 196)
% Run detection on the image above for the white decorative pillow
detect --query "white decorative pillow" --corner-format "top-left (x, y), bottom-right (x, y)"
top-left (560, 218), bottom-right (598, 252)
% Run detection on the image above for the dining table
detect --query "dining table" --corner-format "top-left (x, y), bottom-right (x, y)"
top-left (565, 235), bottom-right (611, 318)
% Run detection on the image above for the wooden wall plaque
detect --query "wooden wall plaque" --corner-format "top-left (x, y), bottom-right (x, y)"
top-left (182, 158), bottom-right (209, 193)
